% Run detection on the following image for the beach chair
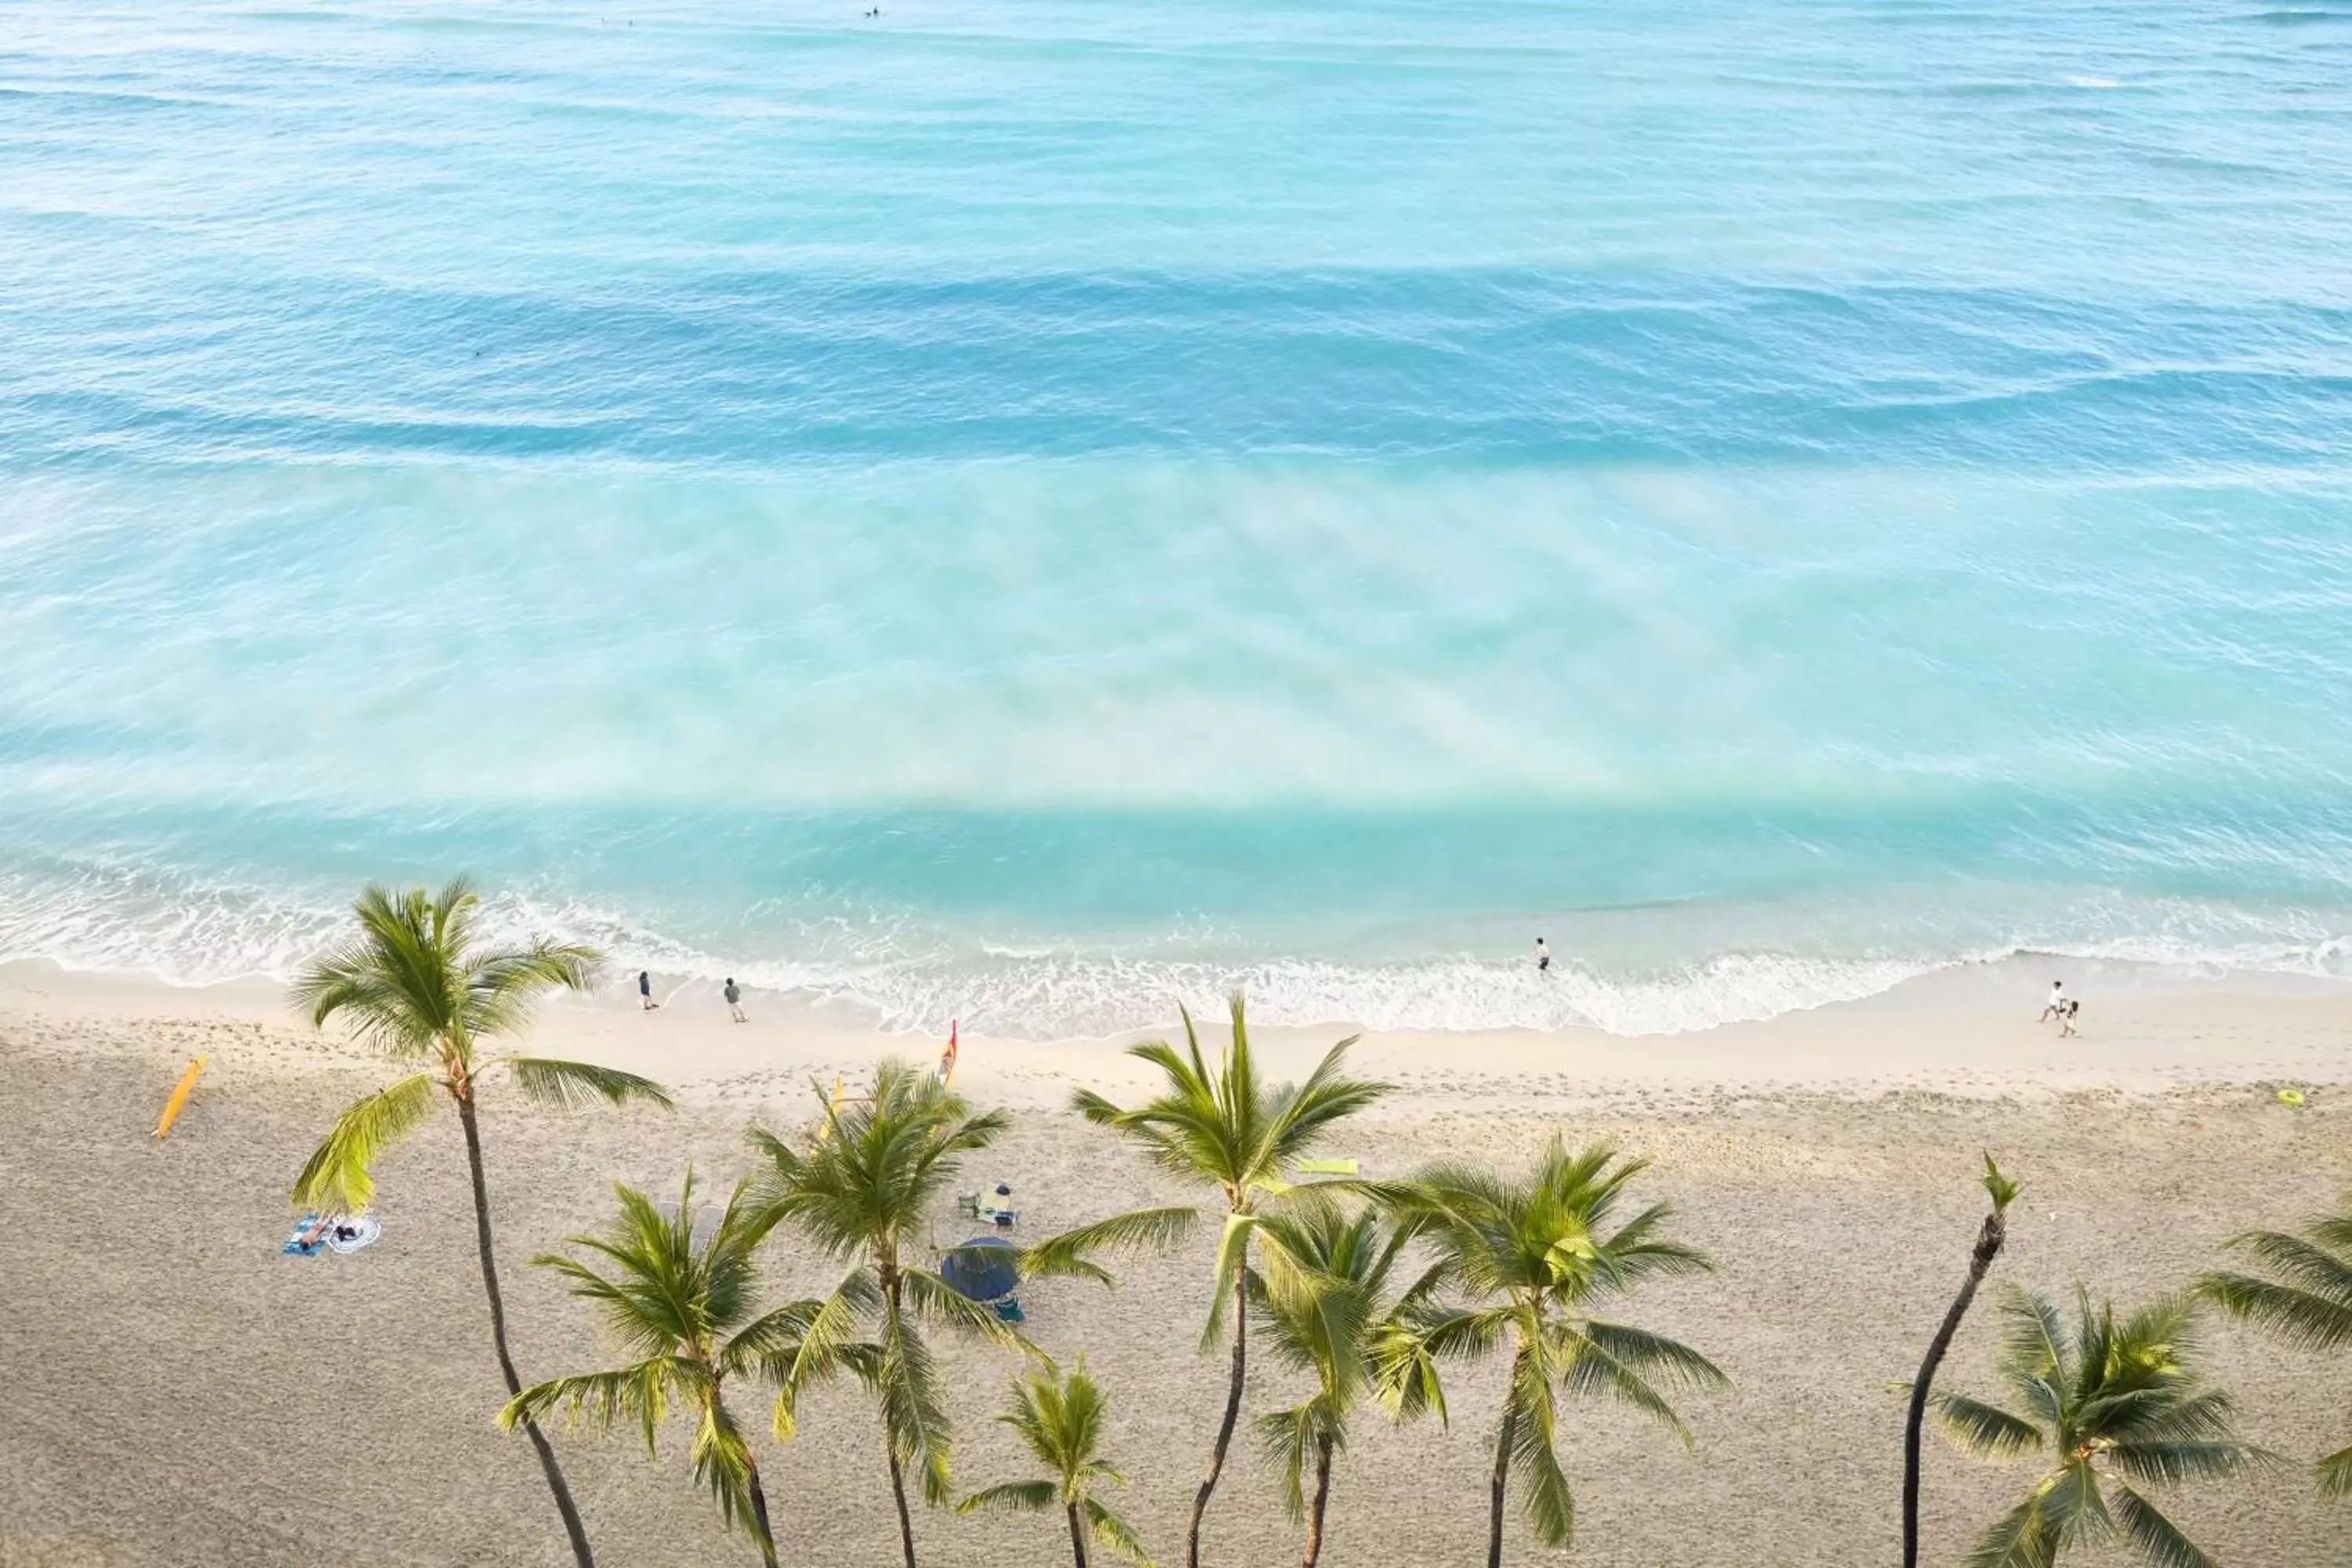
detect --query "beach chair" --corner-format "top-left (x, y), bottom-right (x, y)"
top-left (956, 1192), bottom-right (982, 1219)
top-left (993, 1297), bottom-right (1025, 1324)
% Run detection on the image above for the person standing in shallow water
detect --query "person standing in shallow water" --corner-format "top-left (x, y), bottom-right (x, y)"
top-left (724, 977), bottom-right (746, 1024)
top-left (638, 970), bottom-right (659, 1011)
top-left (1535, 937), bottom-right (1551, 974)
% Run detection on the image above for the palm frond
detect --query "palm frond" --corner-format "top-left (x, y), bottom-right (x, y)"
top-left (1083, 1497), bottom-right (1156, 1566)
top-left (501, 1360), bottom-right (692, 1456)
top-left (720, 1298), bottom-right (826, 1378)
top-left (1555, 1326), bottom-right (1694, 1444)
top-left (902, 1265), bottom-right (1032, 1355)
top-left (1203, 1210), bottom-right (1260, 1351)
top-left (1371, 1314), bottom-right (1452, 1426)
top-left (1508, 1352), bottom-right (1576, 1548)
top-left (1994, 1286), bottom-right (2071, 1388)
top-left (1254, 1402), bottom-right (1322, 1523)
top-left (1965, 1494), bottom-right (2050, 1568)
top-left (1018, 1205), bottom-right (1200, 1286)
top-left (2318, 1443), bottom-right (2352, 1498)
top-left (1932, 1392), bottom-right (2045, 1457)
top-left (2220, 1228), bottom-right (2352, 1302)
top-left (464, 938), bottom-right (604, 1039)
top-left (2194, 1271), bottom-right (2352, 1352)
top-left (688, 1392), bottom-right (771, 1546)
top-left (1579, 1319), bottom-right (1729, 1391)
top-left (496, 1056), bottom-right (676, 1113)
top-left (2106, 1440), bottom-right (2269, 1487)
top-left (2038, 1460), bottom-right (2112, 1556)
top-left (955, 1479), bottom-right (1059, 1515)
top-left (291, 1071), bottom-right (437, 1213)
top-left (772, 1268), bottom-right (884, 1411)
top-left (2111, 1482), bottom-right (2215, 1568)
top-left (878, 1304), bottom-right (956, 1505)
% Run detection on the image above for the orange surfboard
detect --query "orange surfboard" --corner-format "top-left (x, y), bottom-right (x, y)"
top-left (154, 1055), bottom-right (207, 1139)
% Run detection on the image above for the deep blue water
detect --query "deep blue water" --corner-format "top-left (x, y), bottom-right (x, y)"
top-left (4, 0), bottom-right (2351, 1033)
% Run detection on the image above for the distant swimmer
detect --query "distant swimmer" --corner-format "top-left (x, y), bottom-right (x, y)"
top-left (2038, 979), bottom-right (2064, 1023)
top-left (1536, 937), bottom-right (1551, 974)
top-left (639, 970), bottom-right (659, 1011)
top-left (725, 977), bottom-right (747, 1024)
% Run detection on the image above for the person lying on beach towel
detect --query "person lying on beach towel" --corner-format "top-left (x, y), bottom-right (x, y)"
top-left (282, 1212), bottom-right (336, 1256)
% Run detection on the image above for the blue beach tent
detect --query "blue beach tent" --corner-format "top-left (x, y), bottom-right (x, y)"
top-left (940, 1235), bottom-right (1019, 1302)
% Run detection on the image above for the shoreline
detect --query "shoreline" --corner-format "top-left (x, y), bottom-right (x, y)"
top-left (9, 952), bottom-right (2350, 1109)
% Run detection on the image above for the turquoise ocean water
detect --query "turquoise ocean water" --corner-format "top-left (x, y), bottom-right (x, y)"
top-left (5, 0), bottom-right (2352, 1034)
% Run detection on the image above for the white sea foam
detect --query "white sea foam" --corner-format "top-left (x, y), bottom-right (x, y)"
top-left (8, 866), bottom-right (2350, 1040)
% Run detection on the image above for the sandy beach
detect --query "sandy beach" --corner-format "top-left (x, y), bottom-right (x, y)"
top-left (5, 958), bottom-right (2350, 1567)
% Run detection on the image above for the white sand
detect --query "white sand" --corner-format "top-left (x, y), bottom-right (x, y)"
top-left (3, 958), bottom-right (2349, 1566)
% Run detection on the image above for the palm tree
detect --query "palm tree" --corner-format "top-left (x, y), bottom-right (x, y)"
top-left (1905, 1155), bottom-right (2022, 1568)
top-left (1250, 1206), bottom-right (1448, 1568)
top-left (1071, 994), bottom-right (1391, 1568)
top-left (2198, 1199), bottom-right (2352, 1495)
top-left (501, 1170), bottom-right (815, 1566)
top-left (291, 880), bottom-right (673, 1568)
top-left (746, 1059), bottom-right (1029, 1568)
top-left (1395, 1140), bottom-right (1727, 1568)
top-left (957, 1365), bottom-right (1152, 1568)
top-left (1933, 1286), bottom-right (2269, 1568)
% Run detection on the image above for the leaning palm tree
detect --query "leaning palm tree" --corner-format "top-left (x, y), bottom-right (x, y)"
top-left (291, 880), bottom-right (673, 1568)
top-left (1905, 1155), bottom-right (2022, 1568)
top-left (746, 1059), bottom-right (1029, 1568)
top-left (1250, 1205), bottom-right (1450, 1568)
top-left (1933, 1286), bottom-right (2269, 1568)
top-left (957, 1365), bottom-right (1152, 1568)
top-left (2198, 1199), bottom-right (2352, 1495)
top-left (500, 1170), bottom-right (817, 1566)
top-left (1396, 1140), bottom-right (1727, 1568)
top-left (1072, 994), bottom-right (1391, 1568)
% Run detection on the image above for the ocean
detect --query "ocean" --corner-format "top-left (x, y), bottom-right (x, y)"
top-left (4, 0), bottom-right (2351, 1036)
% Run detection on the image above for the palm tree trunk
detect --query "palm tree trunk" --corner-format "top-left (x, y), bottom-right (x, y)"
top-left (1066, 1502), bottom-right (1091, 1568)
top-left (1186, 1264), bottom-right (1250, 1568)
top-left (1487, 1358), bottom-right (1523, 1568)
top-left (1902, 1208), bottom-right (2008, 1568)
top-left (1301, 1432), bottom-right (1334, 1568)
top-left (725, 1392), bottom-right (781, 1568)
top-left (885, 1446), bottom-right (920, 1568)
top-left (877, 1268), bottom-right (921, 1568)
top-left (456, 1089), bottom-right (595, 1568)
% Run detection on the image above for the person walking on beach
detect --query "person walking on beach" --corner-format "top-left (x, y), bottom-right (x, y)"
top-left (2059, 996), bottom-right (2081, 1038)
top-left (638, 970), bottom-right (659, 1011)
top-left (1536, 937), bottom-right (1551, 974)
top-left (724, 977), bottom-right (746, 1024)
top-left (2038, 979), bottom-right (2064, 1022)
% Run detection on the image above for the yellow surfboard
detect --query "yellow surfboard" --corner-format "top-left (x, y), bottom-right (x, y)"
top-left (154, 1054), bottom-right (207, 1140)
